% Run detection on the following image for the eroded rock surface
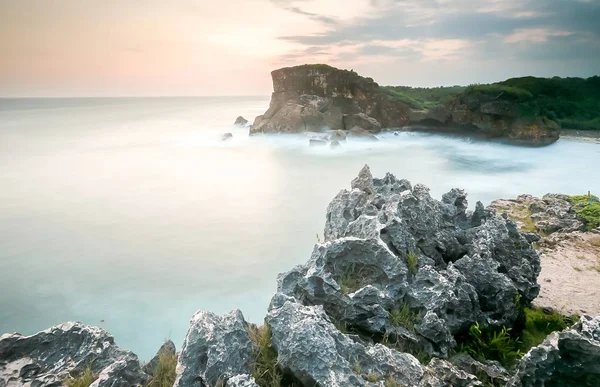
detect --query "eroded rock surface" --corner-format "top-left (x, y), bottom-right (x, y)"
top-left (0, 322), bottom-right (147, 387)
top-left (279, 165), bottom-right (540, 358)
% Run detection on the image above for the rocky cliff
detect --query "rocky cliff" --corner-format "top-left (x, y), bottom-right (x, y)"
top-left (250, 64), bottom-right (560, 145)
top-left (250, 65), bottom-right (411, 134)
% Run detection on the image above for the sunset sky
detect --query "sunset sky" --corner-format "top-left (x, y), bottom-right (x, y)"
top-left (1, 0), bottom-right (599, 96)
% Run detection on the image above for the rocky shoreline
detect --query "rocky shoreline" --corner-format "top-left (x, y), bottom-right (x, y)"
top-left (248, 65), bottom-right (560, 146)
top-left (2, 167), bottom-right (599, 386)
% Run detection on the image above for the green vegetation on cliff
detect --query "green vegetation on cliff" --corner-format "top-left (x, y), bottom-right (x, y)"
top-left (383, 75), bottom-right (600, 130)
top-left (567, 194), bottom-right (600, 231)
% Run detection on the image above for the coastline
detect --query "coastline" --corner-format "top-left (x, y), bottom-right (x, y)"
top-left (560, 129), bottom-right (600, 143)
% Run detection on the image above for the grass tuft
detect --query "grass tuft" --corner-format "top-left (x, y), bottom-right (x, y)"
top-left (519, 307), bottom-right (578, 352)
top-left (65, 366), bottom-right (97, 387)
top-left (147, 352), bottom-right (177, 387)
top-left (338, 263), bottom-right (364, 295)
top-left (405, 252), bottom-right (418, 275)
top-left (460, 323), bottom-right (522, 367)
top-left (248, 324), bottom-right (282, 387)
top-left (567, 194), bottom-right (600, 231)
top-left (589, 236), bottom-right (600, 247)
top-left (389, 303), bottom-right (420, 332)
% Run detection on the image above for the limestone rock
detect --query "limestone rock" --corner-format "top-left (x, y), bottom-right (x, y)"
top-left (174, 310), bottom-right (255, 387)
top-left (508, 315), bottom-right (600, 387)
top-left (278, 165), bottom-right (541, 357)
top-left (0, 322), bottom-right (148, 387)
top-left (266, 294), bottom-right (424, 387)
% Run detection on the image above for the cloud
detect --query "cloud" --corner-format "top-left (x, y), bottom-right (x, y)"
top-left (504, 28), bottom-right (574, 43)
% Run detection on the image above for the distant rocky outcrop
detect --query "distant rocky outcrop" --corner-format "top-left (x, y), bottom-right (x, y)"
top-left (234, 116), bottom-right (249, 126)
top-left (0, 322), bottom-right (148, 387)
top-left (250, 64), bottom-right (560, 145)
top-left (250, 65), bottom-right (410, 135)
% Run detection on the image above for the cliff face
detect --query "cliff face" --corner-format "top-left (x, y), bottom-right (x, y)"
top-left (250, 64), bottom-right (561, 145)
top-left (410, 93), bottom-right (560, 145)
top-left (250, 64), bottom-right (411, 134)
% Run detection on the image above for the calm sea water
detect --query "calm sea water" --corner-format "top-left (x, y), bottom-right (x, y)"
top-left (1, 97), bottom-right (598, 359)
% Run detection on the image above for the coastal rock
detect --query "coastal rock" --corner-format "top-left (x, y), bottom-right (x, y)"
top-left (266, 294), bottom-right (424, 387)
top-left (309, 139), bottom-right (328, 147)
top-left (143, 340), bottom-right (176, 375)
top-left (0, 322), bottom-right (148, 387)
top-left (222, 132), bottom-right (233, 141)
top-left (508, 315), bottom-right (600, 387)
top-left (225, 374), bottom-right (259, 387)
top-left (344, 113), bottom-right (382, 133)
top-left (278, 165), bottom-right (540, 357)
top-left (330, 140), bottom-right (341, 149)
top-left (250, 65), bottom-right (410, 134)
top-left (327, 129), bottom-right (347, 141)
top-left (174, 310), bottom-right (255, 387)
top-left (451, 353), bottom-right (511, 386)
top-left (234, 116), bottom-right (249, 126)
top-left (348, 126), bottom-right (379, 141)
top-left (419, 358), bottom-right (482, 387)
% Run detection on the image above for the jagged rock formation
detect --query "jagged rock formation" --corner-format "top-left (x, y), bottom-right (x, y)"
top-left (250, 65), bottom-right (410, 135)
top-left (250, 64), bottom-right (560, 145)
top-left (0, 322), bottom-right (148, 387)
top-left (508, 315), bottom-right (600, 386)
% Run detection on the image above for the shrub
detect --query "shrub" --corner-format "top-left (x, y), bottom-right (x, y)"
top-left (147, 352), bottom-right (177, 387)
top-left (568, 194), bottom-right (600, 231)
top-left (460, 323), bottom-right (522, 366)
top-left (248, 324), bottom-right (282, 387)
top-left (65, 366), bottom-right (97, 387)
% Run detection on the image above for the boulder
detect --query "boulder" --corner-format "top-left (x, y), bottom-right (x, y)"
top-left (348, 126), bottom-right (379, 141)
top-left (222, 132), bottom-right (233, 141)
top-left (234, 116), bottom-right (249, 126)
top-left (143, 340), bottom-right (176, 375)
top-left (508, 315), bottom-right (600, 387)
top-left (277, 165), bottom-right (541, 357)
top-left (174, 310), bottom-right (255, 387)
top-left (330, 140), bottom-right (341, 149)
top-left (266, 293), bottom-right (424, 386)
top-left (327, 129), bottom-right (347, 141)
top-left (344, 113), bottom-right (382, 132)
top-left (0, 322), bottom-right (148, 387)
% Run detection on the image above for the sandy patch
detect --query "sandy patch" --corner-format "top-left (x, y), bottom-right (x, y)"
top-left (534, 232), bottom-right (600, 316)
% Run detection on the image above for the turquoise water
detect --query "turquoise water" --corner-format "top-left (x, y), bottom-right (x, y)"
top-left (0, 97), bottom-right (598, 359)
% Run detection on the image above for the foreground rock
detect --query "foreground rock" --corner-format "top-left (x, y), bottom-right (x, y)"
top-left (174, 310), bottom-right (256, 387)
top-left (280, 165), bottom-right (540, 358)
top-left (0, 322), bottom-right (148, 387)
top-left (508, 315), bottom-right (600, 386)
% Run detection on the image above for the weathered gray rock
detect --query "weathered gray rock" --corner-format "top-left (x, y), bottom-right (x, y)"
top-left (419, 358), bottom-right (482, 387)
top-left (278, 165), bottom-right (540, 358)
top-left (266, 294), bottom-right (424, 387)
top-left (174, 310), bottom-right (255, 387)
top-left (143, 340), bottom-right (176, 375)
top-left (508, 315), bottom-right (600, 387)
top-left (222, 132), bottom-right (234, 141)
top-left (344, 113), bottom-right (382, 132)
top-left (451, 353), bottom-right (510, 386)
top-left (348, 126), bottom-right (379, 141)
top-left (225, 374), bottom-right (259, 387)
top-left (234, 116), bottom-right (249, 126)
top-left (0, 322), bottom-right (148, 387)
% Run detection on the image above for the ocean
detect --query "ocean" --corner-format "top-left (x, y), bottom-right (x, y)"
top-left (0, 96), bottom-right (598, 359)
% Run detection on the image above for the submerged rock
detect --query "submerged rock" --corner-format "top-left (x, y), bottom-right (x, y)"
top-left (174, 309), bottom-right (255, 387)
top-left (222, 132), bottom-right (234, 141)
top-left (309, 139), bottom-right (328, 147)
top-left (234, 116), bottom-right (249, 126)
top-left (0, 322), bottom-right (148, 387)
top-left (348, 126), bottom-right (379, 141)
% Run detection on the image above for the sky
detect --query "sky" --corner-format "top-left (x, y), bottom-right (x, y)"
top-left (1, 0), bottom-right (599, 97)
